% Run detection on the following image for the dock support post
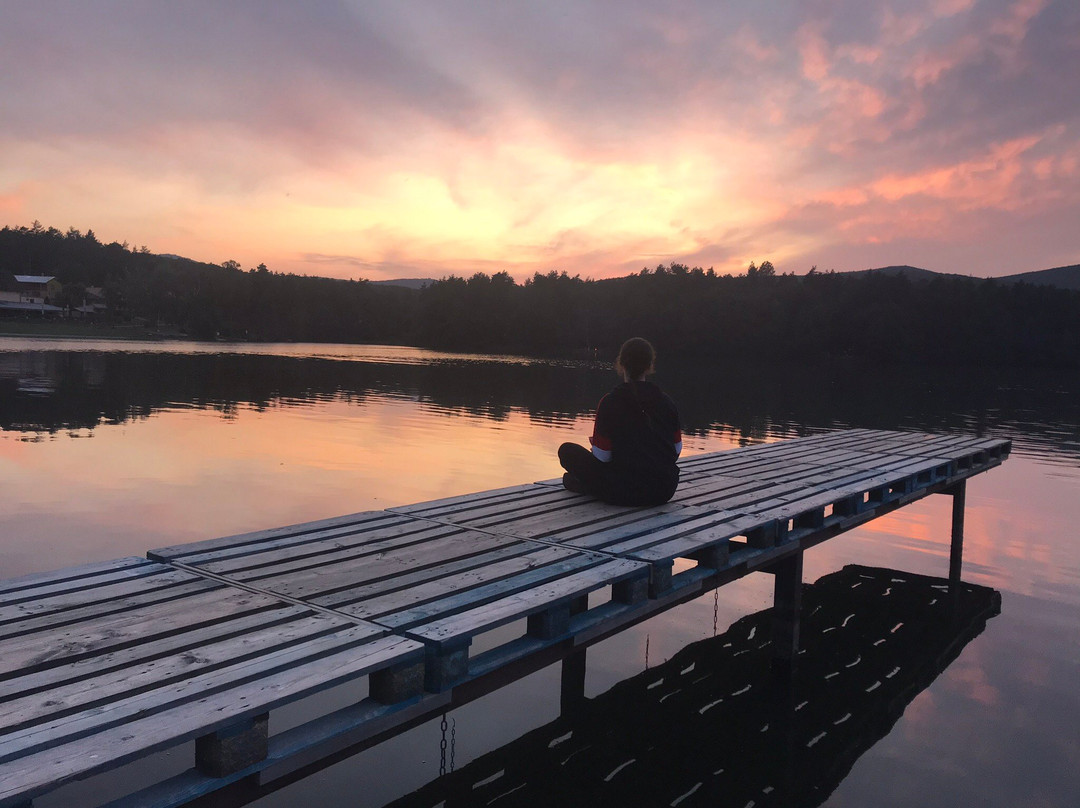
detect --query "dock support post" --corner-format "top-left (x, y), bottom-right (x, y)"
top-left (948, 480), bottom-right (966, 582)
top-left (425, 642), bottom-right (470, 693)
top-left (370, 657), bottom-right (425, 703)
top-left (769, 550), bottom-right (804, 669)
top-left (560, 648), bottom-right (587, 716)
top-left (690, 542), bottom-right (729, 570)
top-left (613, 575), bottom-right (648, 605)
top-left (648, 562), bottom-right (673, 598)
top-left (528, 603), bottom-right (572, 640)
top-left (195, 713), bottom-right (269, 777)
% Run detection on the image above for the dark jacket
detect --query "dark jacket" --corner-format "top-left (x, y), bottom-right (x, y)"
top-left (590, 380), bottom-right (682, 503)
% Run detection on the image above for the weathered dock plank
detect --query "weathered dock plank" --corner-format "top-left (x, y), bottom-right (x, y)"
top-left (148, 510), bottom-right (406, 562)
top-left (401, 559), bottom-right (645, 645)
top-left (389, 483), bottom-right (571, 524)
top-left (0, 584), bottom-right (292, 678)
top-left (180, 518), bottom-right (467, 578)
top-left (0, 556), bottom-right (162, 599)
top-left (328, 545), bottom-right (594, 624)
top-left (0, 566), bottom-right (212, 626)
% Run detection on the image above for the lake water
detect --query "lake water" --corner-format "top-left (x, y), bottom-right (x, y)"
top-left (1, 337), bottom-right (1078, 807)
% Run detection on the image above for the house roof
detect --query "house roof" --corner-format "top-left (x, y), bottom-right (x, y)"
top-left (13, 275), bottom-right (56, 284)
top-left (0, 300), bottom-right (63, 312)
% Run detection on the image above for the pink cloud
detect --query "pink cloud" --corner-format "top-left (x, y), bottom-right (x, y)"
top-left (733, 25), bottom-right (780, 63)
top-left (991, 0), bottom-right (1048, 42)
top-left (907, 47), bottom-right (969, 89)
top-left (871, 134), bottom-right (1043, 209)
top-left (880, 7), bottom-right (935, 46)
top-left (933, 0), bottom-right (977, 16)
top-left (902, 0), bottom-right (1050, 92)
top-left (832, 77), bottom-right (888, 119)
top-left (836, 43), bottom-right (883, 65)
top-left (797, 23), bottom-right (831, 82)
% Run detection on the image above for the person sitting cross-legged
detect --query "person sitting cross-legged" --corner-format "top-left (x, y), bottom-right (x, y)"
top-left (559, 337), bottom-right (682, 506)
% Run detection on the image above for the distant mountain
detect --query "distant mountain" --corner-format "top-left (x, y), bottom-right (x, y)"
top-left (844, 263), bottom-right (1080, 291)
top-left (995, 264), bottom-right (1080, 291)
top-left (370, 278), bottom-right (436, 290)
top-left (846, 265), bottom-right (972, 282)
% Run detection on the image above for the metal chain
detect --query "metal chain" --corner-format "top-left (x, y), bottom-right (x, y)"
top-left (450, 717), bottom-right (457, 772)
top-left (713, 588), bottom-right (719, 636)
top-left (439, 713), bottom-right (448, 776)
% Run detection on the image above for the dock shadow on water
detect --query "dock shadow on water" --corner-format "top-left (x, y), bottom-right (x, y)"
top-left (383, 566), bottom-right (999, 808)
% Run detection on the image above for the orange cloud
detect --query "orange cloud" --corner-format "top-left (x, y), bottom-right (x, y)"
top-left (0, 180), bottom-right (36, 217)
top-left (0, 194), bottom-right (21, 216)
top-left (813, 187), bottom-right (871, 207)
top-left (871, 135), bottom-right (1043, 209)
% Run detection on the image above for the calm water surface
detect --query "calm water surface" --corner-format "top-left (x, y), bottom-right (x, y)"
top-left (1, 337), bottom-right (1078, 807)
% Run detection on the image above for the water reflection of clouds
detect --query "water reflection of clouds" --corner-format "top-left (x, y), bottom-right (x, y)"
top-left (0, 337), bottom-right (595, 369)
top-left (839, 471), bottom-right (1080, 607)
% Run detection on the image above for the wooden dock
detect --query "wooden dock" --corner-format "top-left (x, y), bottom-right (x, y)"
top-left (0, 429), bottom-right (1010, 808)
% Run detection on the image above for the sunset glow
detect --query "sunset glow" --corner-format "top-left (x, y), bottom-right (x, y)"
top-left (3, 1), bottom-right (1078, 280)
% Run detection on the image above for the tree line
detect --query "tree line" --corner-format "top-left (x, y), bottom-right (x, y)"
top-left (415, 262), bottom-right (1080, 367)
top-left (3, 222), bottom-right (1079, 367)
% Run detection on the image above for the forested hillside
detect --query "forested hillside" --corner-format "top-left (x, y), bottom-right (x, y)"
top-left (4, 223), bottom-right (1079, 367)
top-left (0, 223), bottom-right (417, 342)
top-left (415, 265), bottom-right (1080, 366)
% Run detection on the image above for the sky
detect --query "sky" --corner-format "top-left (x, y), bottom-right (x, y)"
top-left (1, 0), bottom-right (1078, 281)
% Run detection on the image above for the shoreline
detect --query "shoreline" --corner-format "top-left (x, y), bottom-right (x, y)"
top-left (0, 320), bottom-right (178, 341)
